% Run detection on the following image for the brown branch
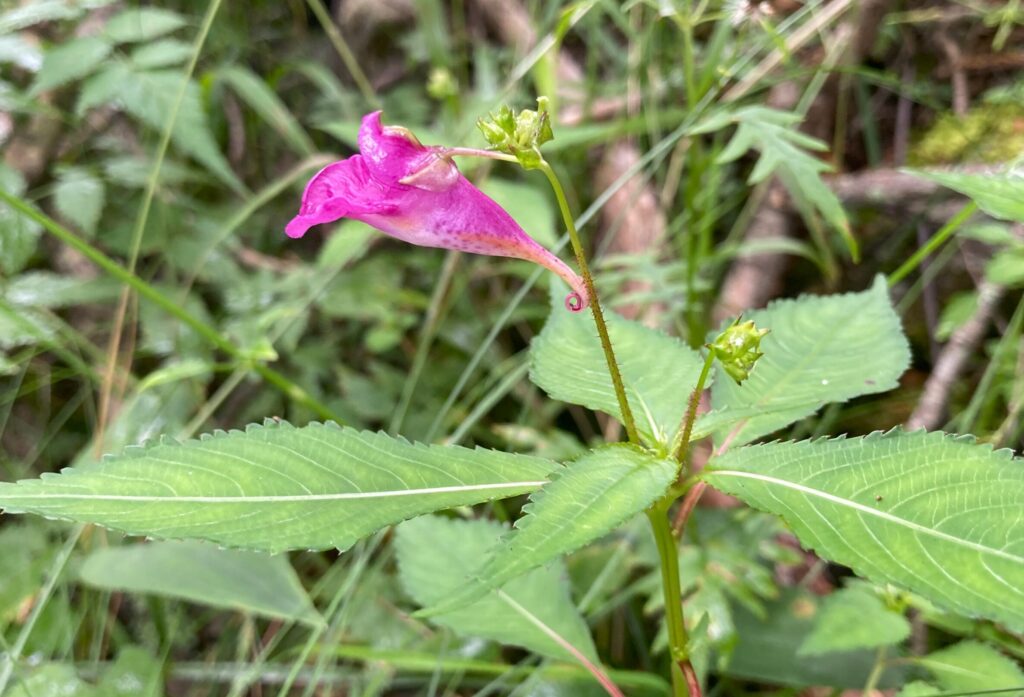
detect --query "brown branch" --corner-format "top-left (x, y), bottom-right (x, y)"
top-left (905, 279), bottom-right (1006, 431)
top-left (937, 31), bottom-right (969, 117)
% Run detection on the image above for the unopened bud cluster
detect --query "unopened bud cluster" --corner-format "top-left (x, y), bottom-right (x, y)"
top-left (709, 318), bottom-right (770, 384)
top-left (476, 97), bottom-right (554, 169)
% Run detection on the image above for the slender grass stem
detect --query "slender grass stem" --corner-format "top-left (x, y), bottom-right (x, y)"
top-left (888, 202), bottom-right (977, 286)
top-left (98, 0), bottom-right (224, 451)
top-left (0, 191), bottom-right (343, 423)
top-left (0, 526), bottom-right (83, 694)
top-left (863, 646), bottom-right (888, 694)
top-left (539, 161), bottom-right (641, 445)
top-left (304, 0), bottom-right (381, 109)
top-left (391, 251), bottom-right (461, 434)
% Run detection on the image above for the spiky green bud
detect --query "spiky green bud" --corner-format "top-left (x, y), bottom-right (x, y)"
top-left (709, 318), bottom-right (770, 384)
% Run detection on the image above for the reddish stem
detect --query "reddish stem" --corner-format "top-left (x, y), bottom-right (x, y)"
top-left (682, 660), bottom-right (703, 697)
top-left (672, 481), bottom-right (708, 538)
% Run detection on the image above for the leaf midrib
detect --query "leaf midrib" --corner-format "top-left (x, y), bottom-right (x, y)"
top-left (0, 480), bottom-right (548, 504)
top-left (706, 469), bottom-right (1024, 565)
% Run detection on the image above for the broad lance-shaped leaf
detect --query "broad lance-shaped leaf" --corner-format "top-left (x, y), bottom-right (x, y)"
top-left (396, 515), bottom-right (598, 663)
top-left (530, 283), bottom-right (706, 445)
top-left (711, 275), bottom-right (910, 446)
top-left (80, 540), bottom-right (323, 627)
top-left (704, 430), bottom-right (1024, 631)
top-left (418, 445), bottom-right (678, 617)
top-left (0, 421), bottom-right (557, 554)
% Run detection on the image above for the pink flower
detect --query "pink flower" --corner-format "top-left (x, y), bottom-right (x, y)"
top-left (286, 112), bottom-right (588, 312)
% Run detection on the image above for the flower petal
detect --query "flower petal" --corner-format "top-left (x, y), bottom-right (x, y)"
top-left (285, 157), bottom-right (396, 238)
top-left (358, 111), bottom-right (433, 184)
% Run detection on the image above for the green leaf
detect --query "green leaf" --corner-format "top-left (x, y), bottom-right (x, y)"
top-left (8, 665), bottom-right (96, 697)
top-left (725, 590), bottom-right (906, 688)
top-left (129, 39), bottom-right (193, 69)
top-left (936, 291), bottom-right (978, 341)
top-left (911, 169), bottom-right (1024, 222)
top-left (798, 586), bottom-right (910, 655)
top-left (218, 66), bottom-right (315, 157)
top-left (80, 540), bottom-right (323, 626)
top-left (717, 107), bottom-right (857, 259)
top-left (4, 272), bottom-right (120, 308)
top-left (0, 421), bottom-right (557, 553)
top-left (396, 515), bottom-right (597, 663)
top-left (0, 523), bottom-right (54, 621)
top-left (103, 8), bottom-right (187, 44)
top-left (0, 163), bottom-right (42, 275)
top-left (117, 70), bottom-right (246, 195)
top-left (418, 445), bottom-right (678, 616)
top-left (136, 359), bottom-right (213, 393)
top-left (896, 681), bottom-right (941, 697)
top-left (710, 276), bottom-right (910, 445)
top-left (97, 648), bottom-right (163, 697)
top-left (79, 67), bottom-right (245, 195)
top-left (30, 36), bottom-right (111, 94)
top-left (53, 166), bottom-right (105, 236)
top-left (988, 247), bottom-right (1024, 287)
top-left (0, 304), bottom-right (58, 349)
top-left (704, 430), bottom-right (1024, 631)
top-left (530, 285), bottom-right (706, 445)
top-left (0, 1), bottom-right (79, 34)
top-left (0, 35), bottom-right (42, 70)
top-left (918, 641), bottom-right (1024, 692)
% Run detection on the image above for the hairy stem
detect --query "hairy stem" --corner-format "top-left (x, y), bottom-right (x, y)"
top-left (539, 160), bottom-right (641, 445)
top-left (672, 352), bottom-right (715, 462)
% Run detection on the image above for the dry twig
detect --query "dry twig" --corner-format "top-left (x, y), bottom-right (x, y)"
top-left (905, 279), bottom-right (1006, 431)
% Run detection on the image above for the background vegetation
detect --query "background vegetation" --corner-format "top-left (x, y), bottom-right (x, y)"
top-left (1, 0), bottom-right (1023, 695)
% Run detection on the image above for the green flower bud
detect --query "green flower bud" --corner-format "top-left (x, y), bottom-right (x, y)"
top-left (709, 318), bottom-right (770, 384)
top-left (426, 67), bottom-right (458, 101)
top-left (475, 98), bottom-right (555, 170)
top-left (477, 118), bottom-right (508, 147)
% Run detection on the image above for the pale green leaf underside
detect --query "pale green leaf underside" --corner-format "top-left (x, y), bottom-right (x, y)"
top-left (711, 276), bottom-right (910, 445)
top-left (530, 284), bottom-right (706, 445)
top-left (420, 445), bottom-right (678, 616)
top-left (704, 430), bottom-right (1024, 630)
top-left (80, 540), bottom-right (323, 627)
top-left (0, 421), bottom-right (557, 553)
top-left (396, 515), bottom-right (597, 663)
